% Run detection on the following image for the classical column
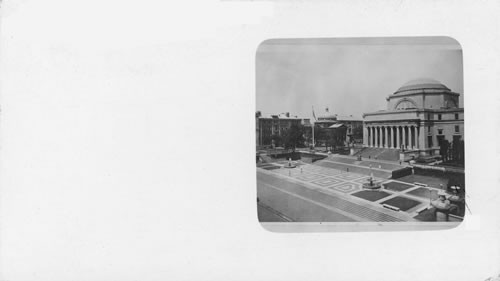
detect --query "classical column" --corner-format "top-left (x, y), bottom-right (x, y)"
top-left (390, 126), bottom-right (393, 148)
top-left (407, 126), bottom-right (412, 150)
top-left (370, 126), bottom-right (372, 147)
top-left (392, 126), bottom-right (397, 148)
top-left (370, 127), bottom-right (373, 147)
top-left (395, 126), bottom-right (401, 148)
top-left (415, 126), bottom-right (420, 150)
top-left (412, 126), bottom-right (416, 149)
top-left (386, 126), bottom-right (390, 148)
top-left (384, 126), bottom-right (389, 148)
top-left (366, 127), bottom-right (369, 147)
top-left (363, 126), bottom-right (368, 147)
top-left (368, 127), bottom-right (372, 147)
top-left (379, 127), bottom-right (384, 147)
top-left (419, 125), bottom-right (426, 150)
top-left (372, 127), bottom-right (375, 147)
top-left (378, 127), bottom-right (381, 148)
top-left (380, 127), bottom-right (383, 148)
top-left (401, 126), bottom-right (406, 150)
top-left (377, 127), bottom-right (381, 148)
top-left (389, 126), bottom-right (392, 148)
top-left (381, 126), bottom-right (384, 148)
top-left (367, 127), bottom-right (369, 147)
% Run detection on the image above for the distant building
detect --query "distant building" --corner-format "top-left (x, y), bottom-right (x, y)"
top-left (363, 78), bottom-right (464, 157)
top-left (314, 108), bottom-right (363, 145)
top-left (256, 112), bottom-right (304, 146)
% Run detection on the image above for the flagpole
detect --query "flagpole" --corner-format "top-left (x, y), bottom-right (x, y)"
top-left (312, 121), bottom-right (315, 149)
top-left (312, 106), bottom-right (316, 149)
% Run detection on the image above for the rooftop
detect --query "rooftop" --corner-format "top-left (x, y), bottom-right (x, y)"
top-left (393, 78), bottom-right (451, 96)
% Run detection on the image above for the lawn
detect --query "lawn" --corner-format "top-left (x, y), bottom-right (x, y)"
top-left (380, 196), bottom-right (422, 211)
top-left (383, 181), bottom-right (414, 192)
top-left (395, 174), bottom-right (448, 188)
top-left (406, 187), bottom-right (439, 200)
top-left (351, 190), bottom-right (392, 202)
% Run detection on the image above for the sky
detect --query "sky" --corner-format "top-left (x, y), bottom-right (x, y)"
top-left (256, 37), bottom-right (463, 119)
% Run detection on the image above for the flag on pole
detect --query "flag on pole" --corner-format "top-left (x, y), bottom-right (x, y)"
top-left (311, 106), bottom-right (316, 148)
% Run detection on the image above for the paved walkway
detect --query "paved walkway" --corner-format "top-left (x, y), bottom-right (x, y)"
top-left (257, 168), bottom-right (416, 222)
top-left (257, 161), bottom-right (458, 222)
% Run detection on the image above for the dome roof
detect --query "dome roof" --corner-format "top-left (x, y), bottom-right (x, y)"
top-left (394, 78), bottom-right (450, 95)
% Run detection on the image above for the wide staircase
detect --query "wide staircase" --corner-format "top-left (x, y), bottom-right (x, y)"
top-left (314, 159), bottom-right (394, 179)
top-left (354, 147), bottom-right (400, 162)
top-left (258, 154), bottom-right (274, 163)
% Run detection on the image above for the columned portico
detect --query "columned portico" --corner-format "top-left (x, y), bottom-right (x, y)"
top-left (362, 79), bottom-right (464, 160)
top-left (365, 122), bottom-right (430, 151)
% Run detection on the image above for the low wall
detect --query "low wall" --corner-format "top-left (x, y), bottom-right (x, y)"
top-left (298, 152), bottom-right (328, 163)
top-left (400, 151), bottom-right (420, 162)
top-left (269, 151), bottom-right (328, 163)
top-left (391, 167), bottom-right (413, 179)
top-left (392, 165), bottom-right (465, 188)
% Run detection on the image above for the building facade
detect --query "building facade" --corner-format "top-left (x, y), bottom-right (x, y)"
top-left (363, 79), bottom-right (464, 157)
top-left (315, 108), bottom-right (363, 145)
top-left (256, 112), bottom-right (305, 146)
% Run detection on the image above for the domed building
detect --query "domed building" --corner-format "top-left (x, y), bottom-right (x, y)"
top-left (314, 107), bottom-right (363, 145)
top-left (362, 78), bottom-right (464, 159)
top-left (315, 107), bottom-right (338, 128)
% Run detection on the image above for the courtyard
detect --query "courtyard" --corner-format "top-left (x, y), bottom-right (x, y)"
top-left (257, 157), bottom-right (461, 223)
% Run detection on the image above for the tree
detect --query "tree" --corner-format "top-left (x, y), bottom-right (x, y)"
top-left (351, 125), bottom-right (363, 144)
top-left (315, 127), bottom-right (329, 150)
top-left (283, 124), bottom-right (305, 151)
top-left (270, 134), bottom-right (282, 148)
top-left (440, 139), bottom-right (450, 162)
top-left (449, 138), bottom-right (465, 165)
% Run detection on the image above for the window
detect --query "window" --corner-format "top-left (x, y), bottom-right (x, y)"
top-left (438, 114), bottom-right (442, 120)
top-left (428, 126), bottom-right (431, 132)
top-left (396, 100), bottom-right (416, 110)
top-left (455, 113), bottom-right (459, 120)
top-left (455, 126), bottom-right (460, 133)
top-left (438, 129), bottom-right (443, 135)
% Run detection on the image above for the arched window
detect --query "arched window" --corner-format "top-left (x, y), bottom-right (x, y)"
top-left (444, 99), bottom-right (458, 108)
top-left (395, 99), bottom-right (417, 110)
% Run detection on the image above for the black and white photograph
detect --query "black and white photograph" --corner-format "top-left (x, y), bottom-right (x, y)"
top-left (256, 37), bottom-right (466, 228)
top-left (1, 1), bottom-right (499, 280)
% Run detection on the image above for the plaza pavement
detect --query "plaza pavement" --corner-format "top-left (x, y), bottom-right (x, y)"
top-left (257, 158), bottom-right (451, 222)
